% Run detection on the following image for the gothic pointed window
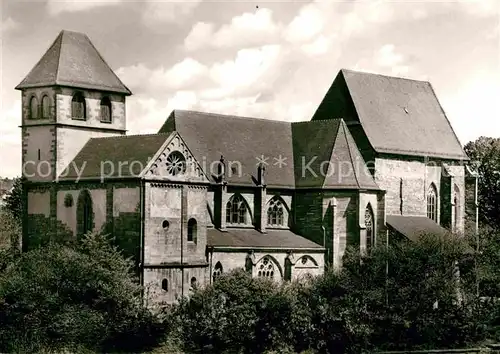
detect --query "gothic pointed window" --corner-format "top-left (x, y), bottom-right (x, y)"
top-left (100, 97), bottom-right (112, 123)
top-left (226, 194), bottom-right (248, 224)
top-left (256, 256), bottom-right (277, 279)
top-left (41, 95), bottom-right (50, 119)
top-left (427, 183), bottom-right (438, 222)
top-left (187, 218), bottom-right (197, 243)
top-left (29, 96), bottom-right (39, 119)
top-left (77, 190), bottom-right (93, 237)
top-left (72, 93), bottom-right (86, 120)
top-left (267, 197), bottom-right (285, 227)
top-left (365, 204), bottom-right (374, 251)
top-left (213, 261), bottom-right (223, 282)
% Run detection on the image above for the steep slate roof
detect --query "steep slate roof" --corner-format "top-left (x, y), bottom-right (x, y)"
top-left (312, 69), bottom-right (468, 160)
top-left (386, 215), bottom-right (450, 242)
top-left (292, 119), bottom-right (379, 189)
top-left (60, 133), bottom-right (171, 179)
top-left (158, 110), bottom-right (296, 188)
top-left (16, 30), bottom-right (131, 95)
top-left (207, 228), bottom-right (323, 249)
top-left (159, 110), bottom-right (379, 189)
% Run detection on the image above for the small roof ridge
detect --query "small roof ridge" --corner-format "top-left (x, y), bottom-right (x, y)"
top-left (172, 109), bottom-right (291, 124)
top-left (341, 68), bottom-right (431, 84)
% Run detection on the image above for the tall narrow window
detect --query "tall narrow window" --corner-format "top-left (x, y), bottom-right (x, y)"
top-left (190, 277), bottom-right (198, 290)
top-left (161, 279), bottom-right (168, 292)
top-left (41, 95), bottom-right (50, 119)
top-left (29, 96), bottom-right (39, 119)
top-left (187, 218), bottom-right (197, 243)
top-left (267, 197), bottom-right (285, 227)
top-left (100, 97), bottom-right (112, 123)
top-left (454, 185), bottom-right (460, 231)
top-left (365, 204), bottom-right (374, 251)
top-left (72, 93), bottom-right (86, 119)
top-left (427, 183), bottom-right (438, 222)
top-left (226, 194), bottom-right (248, 224)
top-left (213, 261), bottom-right (223, 282)
top-left (77, 190), bottom-right (93, 237)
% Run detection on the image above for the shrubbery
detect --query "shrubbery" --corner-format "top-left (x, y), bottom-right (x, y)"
top-left (164, 233), bottom-right (499, 354)
top-left (0, 229), bottom-right (499, 353)
top-left (0, 232), bottom-right (165, 353)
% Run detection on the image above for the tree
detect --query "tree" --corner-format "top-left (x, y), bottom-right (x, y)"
top-left (0, 232), bottom-right (165, 353)
top-left (2, 176), bottom-right (24, 221)
top-left (464, 137), bottom-right (500, 228)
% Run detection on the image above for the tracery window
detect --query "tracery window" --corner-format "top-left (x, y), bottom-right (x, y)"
top-left (267, 197), bottom-right (285, 226)
top-left (166, 151), bottom-right (186, 176)
top-left (427, 183), bottom-right (438, 222)
top-left (256, 256), bottom-right (276, 279)
top-left (226, 194), bottom-right (248, 224)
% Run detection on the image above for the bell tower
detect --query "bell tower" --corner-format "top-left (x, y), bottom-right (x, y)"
top-left (16, 30), bottom-right (132, 182)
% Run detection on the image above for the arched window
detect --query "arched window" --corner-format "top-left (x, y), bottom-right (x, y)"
top-left (29, 96), bottom-right (39, 119)
top-left (213, 261), bottom-right (223, 282)
top-left (365, 204), bottom-right (375, 251)
top-left (161, 279), bottom-right (168, 292)
top-left (427, 183), bottom-right (438, 222)
top-left (190, 277), bottom-right (198, 289)
top-left (226, 194), bottom-right (248, 224)
top-left (100, 97), bottom-right (112, 123)
top-left (267, 197), bottom-right (285, 227)
top-left (187, 218), bottom-right (197, 243)
top-left (41, 95), bottom-right (50, 119)
top-left (72, 93), bottom-right (86, 119)
top-left (454, 185), bottom-right (460, 231)
top-left (256, 256), bottom-right (276, 279)
top-left (77, 190), bottom-right (93, 237)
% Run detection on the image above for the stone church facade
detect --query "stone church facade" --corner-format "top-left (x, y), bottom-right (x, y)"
top-left (18, 30), bottom-right (478, 303)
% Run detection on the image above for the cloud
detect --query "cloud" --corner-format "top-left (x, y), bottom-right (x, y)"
top-left (142, 0), bottom-right (201, 28)
top-left (0, 100), bottom-right (22, 177)
top-left (353, 44), bottom-right (410, 77)
top-left (1, 17), bottom-right (20, 34)
top-left (284, 3), bottom-right (326, 43)
top-left (46, 0), bottom-right (122, 16)
top-left (184, 8), bottom-right (282, 51)
top-left (116, 58), bottom-right (209, 93)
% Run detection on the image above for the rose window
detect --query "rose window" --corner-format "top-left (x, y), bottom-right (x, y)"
top-left (166, 151), bottom-right (187, 176)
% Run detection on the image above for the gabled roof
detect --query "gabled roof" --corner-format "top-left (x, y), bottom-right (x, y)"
top-left (16, 30), bottom-right (131, 95)
top-left (158, 110), bottom-right (296, 188)
top-left (60, 133), bottom-right (171, 180)
top-left (207, 228), bottom-right (323, 250)
top-left (292, 119), bottom-right (379, 189)
top-left (159, 110), bottom-right (379, 190)
top-left (312, 69), bottom-right (468, 161)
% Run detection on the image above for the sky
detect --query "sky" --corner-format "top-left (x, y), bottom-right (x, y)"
top-left (0, 0), bottom-right (499, 178)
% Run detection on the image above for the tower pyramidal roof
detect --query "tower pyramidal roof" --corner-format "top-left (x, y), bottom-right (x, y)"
top-left (16, 30), bottom-right (131, 95)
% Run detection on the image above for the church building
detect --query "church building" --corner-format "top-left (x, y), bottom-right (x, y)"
top-left (17, 30), bottom-right (478, 303)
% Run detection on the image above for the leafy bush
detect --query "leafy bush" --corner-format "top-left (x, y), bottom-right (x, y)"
top-left (0, 232), bottom-right (165, 353)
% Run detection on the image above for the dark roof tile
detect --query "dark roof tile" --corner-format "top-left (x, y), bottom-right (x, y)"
top-left (16, 30), bottom-right (131, 95)
top-left (60, 133), bottom-right (171, 180)
top-left (207, 228), bottom-right (323, 249)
